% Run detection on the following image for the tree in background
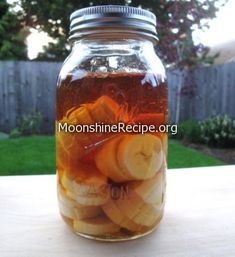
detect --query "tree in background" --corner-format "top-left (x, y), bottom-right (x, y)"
top-left (20, 0), bottom-right (226, 66)
top-left (0, 0), bottom-right (27, 60)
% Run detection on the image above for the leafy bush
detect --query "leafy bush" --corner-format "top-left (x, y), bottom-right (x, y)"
top-left (9, 128), bottom-right (22, 138)
top-left (13, 111), bottom-right (43, 136)
top-left (172, 119), bottom-right (202, 143)
top-left (200, 115), bottom-right (235, 148)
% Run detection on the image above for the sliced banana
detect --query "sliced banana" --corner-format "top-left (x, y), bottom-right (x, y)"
top-left (72, 164), bottom-right (108, 200)
top-left (60, 199), bottom-right (103, 220)
top-left (114, 170), bottom-right (165, 227)
top-left (115, 192), bottom-right (161, 227)
top-left (70, 193), bottom-right (109, 206)
top-left (57, 183), bottom-right (77, 219)
top-left (74, 206), bottom-right (102, 220)
top-left (58, 183), bottom-right (103, 219)
top-left (117, 134), bottom-right (163, 180)
top-left (129, 166), bottom-right (164, 205)
top-left (58, 105), bottom-right (95, 148)
top-left (131, 202), bottom-right (163, 227)
top-left (88, 95), bottom-right (119, 123)
top-left (73, 216), bottom-right (120, 236)
top-left (66, 105), bottom-right (94, 125)
top-left (95, 136), bottom-right (132, 182)
top-left (102, 199), bottom-right (145, 232)
top-left (57, 182), bottom-right (77, 208)
top-left (115, 192), bottom-right (145, 220)
top-left (95, 134), bottom-right (163, 182)
top-left (61, 164), bottom-right (109, 206)
top-left (56, 119), bottom-right (85, 171)
top-left (58, 202), bottom-right (77, 220)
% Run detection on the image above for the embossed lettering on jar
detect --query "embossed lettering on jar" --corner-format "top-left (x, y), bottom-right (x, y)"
top-left (56, 5), bottom-right (168, 241)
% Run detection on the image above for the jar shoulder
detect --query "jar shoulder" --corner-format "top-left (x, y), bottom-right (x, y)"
top-left (58, 42), bottom-right (166, 83)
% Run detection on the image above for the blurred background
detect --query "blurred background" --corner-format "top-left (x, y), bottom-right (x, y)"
top-left (0, 0), bottom-right (234, 176)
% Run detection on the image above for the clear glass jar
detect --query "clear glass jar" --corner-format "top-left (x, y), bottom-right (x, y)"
top-left (56, 5), bottom-right (167, 241)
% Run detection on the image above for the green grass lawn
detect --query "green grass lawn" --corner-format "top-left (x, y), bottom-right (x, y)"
top-left (0, 136), bottom-right (224, 176)
top-left (0, 136), bottom-right (55, 176)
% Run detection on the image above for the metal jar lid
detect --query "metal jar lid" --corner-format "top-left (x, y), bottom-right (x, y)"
top-left (69, 5), bottom-right (157, 41)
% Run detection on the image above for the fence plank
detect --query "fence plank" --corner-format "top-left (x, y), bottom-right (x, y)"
top-left (0, 61), bottom-right (234, 133)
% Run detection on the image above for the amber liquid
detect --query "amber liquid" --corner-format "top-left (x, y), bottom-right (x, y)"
top-left (56, 72), bottom-right (167, 241)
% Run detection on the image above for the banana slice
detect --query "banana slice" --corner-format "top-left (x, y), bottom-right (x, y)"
top-left (56, 119), bottom-right (85, 171)
top-left (57, 182), bottom-right (77, 208)
top-left (102, 199), bottom-right (145, 232)
top-left (95, 136), bottom-right (132, 182)
top-left (87, 95), bottom-right (120, 123)
top-left (61, 164), bottom-right (109, 206)
top-left (58, 202), bottom-right (77, 220)
top-left (66, 105), bottom-right (94, 125)
top-left (71, 163), bottom-right (108, 195)
top-left (73, 216), bottom-right (120, 236)
top-left (70, 193), bottom-right (109, 206)
top-left (59, 196), bottom-right (103, 219)
top-left (67, 106), bottom-right (96, 146)
top-left (58, 183), bottom-right (103, 219)
top-left (132, 203), bottom-right (163, 227)
top-left (113, 170), bottom-right (165, 227)
top-left (74, 206), bottom-right (102, 220)
top-left (129, 164), bottom-right (165, 205)
top-left (95, 134), bottom-right (163, 182)
top-left (117, 134), bottom-right (163, 180)
top-left (115, 192), bottom-right (161, 227)
top-left (57, 105), bottom-right (97, 150)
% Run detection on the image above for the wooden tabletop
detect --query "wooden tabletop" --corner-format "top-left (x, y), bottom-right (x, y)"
top-left (1, 165), bottom-right (235, 257)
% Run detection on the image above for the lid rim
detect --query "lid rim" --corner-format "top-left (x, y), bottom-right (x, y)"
top-left (70, 5), bottom-right (156, 23)
top-left (69, 5), bottom-right (157, 39)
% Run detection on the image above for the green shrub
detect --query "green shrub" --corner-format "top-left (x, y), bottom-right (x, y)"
top-left (17, 111), bottom-right (43, 136)
top-left (9, 128), bottom-right (22, 138)
top-left (200, 115), bottom-right (235, 148)
top-left (172, 119), bottom-right (201, 143)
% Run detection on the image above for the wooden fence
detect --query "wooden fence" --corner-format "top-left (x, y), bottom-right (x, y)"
top-left (0, 61), bottom-right (235, 133)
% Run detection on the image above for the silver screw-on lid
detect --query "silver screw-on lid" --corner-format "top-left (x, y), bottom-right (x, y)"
top-left (69, 5), bottom-right (157, 40)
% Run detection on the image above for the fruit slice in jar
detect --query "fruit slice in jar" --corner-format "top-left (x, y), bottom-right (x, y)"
top-left (115, 191), bottom-right (162, 227)
top-left (60, 96), bottom-right (126, 148)
top-left (132, 113), bottom-right (168, 156)
top-left (113, 171), bottom-right (164, 227)
top-left (133, 202), bottom-right (163, 227)
top-left (102, 199), bottom-right (145, 232)
top-left (117, 134), bottom-right (163, 180)
top-left (73, 215), bottom-right (120, 236)
top-left (95, 134), bottom-right (164, 182)
top-left (66, 105), bottom-right (93, 125)
top-left (61, 163), bottom-right (109, 206)
top-left (58, 183), bottom-right (103, 219)
top-left (59, 201), bottom-right (103, 220)
top-left (58, 184), bottom-right (77, 220)
top-left (56, 118), bottom-right (85, 172)
top-left (95, 136), bottom-right (132, 182)
top-left (129, 164), bottom-right (165, 205)
top-left (64, 105), bottom-right (95, 146)
top-left (87, 95), bottom-right (121, 124)
top-left (74, 206), bottom-right (103, 220)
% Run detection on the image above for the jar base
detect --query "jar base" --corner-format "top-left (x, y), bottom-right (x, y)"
top-left (73, 216), bottom-right (163, 242)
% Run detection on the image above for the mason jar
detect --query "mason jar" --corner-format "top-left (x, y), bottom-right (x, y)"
top-left (56, 5), bottom-right (167, 241)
